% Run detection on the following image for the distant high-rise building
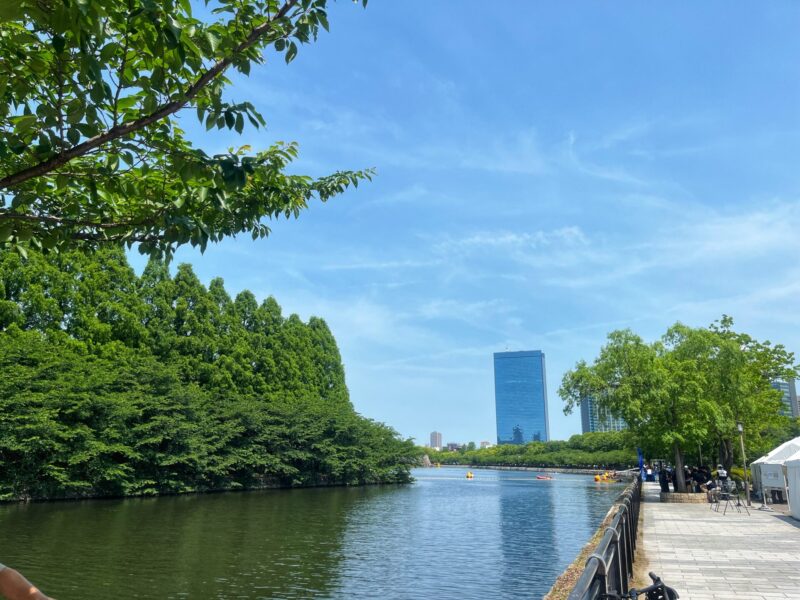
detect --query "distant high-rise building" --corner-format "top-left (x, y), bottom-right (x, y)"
top-left (494, 350), bottom-right (549, 444)
top-left (772, 380), bottom-right (799, 418)
top-left (480, 441), bottom-right (494, 449)
top-left (429, 431), bottom-right (442, 449)
top-left (580, 396), bottom-right (627, 433)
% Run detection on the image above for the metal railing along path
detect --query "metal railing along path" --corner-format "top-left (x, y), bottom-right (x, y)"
top-left (567, 477), bottom-right (642, 600)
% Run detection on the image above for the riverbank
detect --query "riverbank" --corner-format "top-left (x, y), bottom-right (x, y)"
top-left (434, 464), bottom-right (637, 477)
top-left (543, 500), bottom-right (621, 599)
top-left (544, 476), bottom-right (640, 599)
top-left (0, 476), bottom-right (415, 505)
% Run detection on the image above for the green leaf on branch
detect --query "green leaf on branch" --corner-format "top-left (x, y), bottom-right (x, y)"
top-left (0, 0), bottom-right (372, 258)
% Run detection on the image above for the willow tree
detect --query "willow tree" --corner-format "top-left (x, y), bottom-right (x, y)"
top-left (0, 0), bottom-right (370, 257)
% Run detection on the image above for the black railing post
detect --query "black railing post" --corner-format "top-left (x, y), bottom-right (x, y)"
top-left (566, 475), bottom-right (643, 600)
top-left (617, 504), bottom-right (630, 592)
top-left (605, 524), bottom-right (623, 595)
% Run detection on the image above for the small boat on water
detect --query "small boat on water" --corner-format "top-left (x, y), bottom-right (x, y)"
top-left (536, 475), bottom-right (553, 480)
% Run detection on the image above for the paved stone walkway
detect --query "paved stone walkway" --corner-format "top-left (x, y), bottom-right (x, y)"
top-left (640, 482), bottom-right (800, 600)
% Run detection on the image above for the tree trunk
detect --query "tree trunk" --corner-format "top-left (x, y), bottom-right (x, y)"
top-left (718, 439), bottom-right (734, 472)
top-left (673, 442), bottom-right (687, 493)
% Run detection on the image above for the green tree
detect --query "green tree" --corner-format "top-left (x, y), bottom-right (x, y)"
top-left (426, 432), bottom-right (637, 469)
top-left (0, 247), bottom-right (417, 499)
top-left (559, 319), bottom-right (797, 492)
top-left (704, 316), bottom-right (794, 470)
top-left (0, 0), bottom-right (370, 257)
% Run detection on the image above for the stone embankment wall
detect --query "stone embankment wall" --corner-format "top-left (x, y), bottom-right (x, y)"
top-left (659, 492), bottom-right (708, 503)
top-left (543, 478), bottom-right (640, 600)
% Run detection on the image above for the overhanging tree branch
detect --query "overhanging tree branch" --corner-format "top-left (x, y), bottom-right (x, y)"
top-left (0, 0), bottom-right (299, 191)
top-left (0, 0), bottom-right (372, 257)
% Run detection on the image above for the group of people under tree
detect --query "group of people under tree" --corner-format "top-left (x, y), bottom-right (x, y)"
top-left (653, 463), bottom-right (731, 499)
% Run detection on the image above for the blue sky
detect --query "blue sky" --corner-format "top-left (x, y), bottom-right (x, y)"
top-left (131, 1), bottom-right (800, 444)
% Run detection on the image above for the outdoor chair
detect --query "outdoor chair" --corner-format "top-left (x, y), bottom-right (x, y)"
top-left (707, 485), bottom-right (720, 509)
top-left (715, 480), bottom-right (750, 516)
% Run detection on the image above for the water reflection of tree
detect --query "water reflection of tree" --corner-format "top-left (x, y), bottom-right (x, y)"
top-left (0, 487), bottom-right (370, 598)
top-left (512, 425), bottom-right (524, 444)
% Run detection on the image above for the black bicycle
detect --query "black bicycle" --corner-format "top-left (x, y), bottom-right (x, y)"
top-left (601, 572), bottom-right (679, 600)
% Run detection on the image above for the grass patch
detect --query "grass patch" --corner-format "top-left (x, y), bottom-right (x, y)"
top-left (543, 505), bottom-right (616, 600)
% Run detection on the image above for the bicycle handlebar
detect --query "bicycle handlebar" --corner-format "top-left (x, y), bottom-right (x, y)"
top-left (628, 572), bottom-right (679, 599)
top-left (602, 571), bottom-right (679, 599)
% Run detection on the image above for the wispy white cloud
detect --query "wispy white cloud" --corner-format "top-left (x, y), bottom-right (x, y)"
top-left (433, 226), bottom-right (589, 257)
top-left (454, 128), bottom-right (548, 175)
top-left (416, 298), bottom-right (513, 329)
top-left (254, 291), bottom-right (442, 356)
top-left (662, 272), bottom-right (800, 327)
top-left (561, 131), bottom-right (649, 186)
top-left (586, 119), bottom-right (654, 151)
top-left (331, 127), bottom-right (550, 176)
top-left (428, 226), bottom-right (605, 280)
top-left (321, 258), bottom-right (441, 272)
top-left (540, 198), bottom-right (800, 289)
top-left (676, 201), bottom-right (800, 260)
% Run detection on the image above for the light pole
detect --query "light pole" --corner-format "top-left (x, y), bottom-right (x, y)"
top-left (737, 422), bottom-right (751, 506)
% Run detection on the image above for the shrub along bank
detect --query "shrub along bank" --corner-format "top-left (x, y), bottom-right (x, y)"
top-left (427, 431), bottom-right (637, 469)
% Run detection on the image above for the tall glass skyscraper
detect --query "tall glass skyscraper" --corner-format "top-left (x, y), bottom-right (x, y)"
top-left (580, 396), bottom-right (627, 433)
top-left (494, 350), bottom-right (549, 444)
top-left (772, 379), bottom-right (799, 418)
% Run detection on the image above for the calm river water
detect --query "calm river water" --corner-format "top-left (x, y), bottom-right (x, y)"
top-left (0, 468), bottom-right (624, 599)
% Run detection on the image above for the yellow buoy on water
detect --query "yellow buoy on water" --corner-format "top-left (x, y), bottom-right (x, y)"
top-left (466, 471), bottom-right (474, 479)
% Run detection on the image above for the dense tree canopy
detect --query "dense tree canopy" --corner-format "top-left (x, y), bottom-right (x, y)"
top-left (427, 431), bottom-right (637, 469)
top-left (0, 247), bottom-right (416, 500)
top-left (559, 318), bottom-right (797, 492)
top-left (0, 0), bottom-right (370, 257)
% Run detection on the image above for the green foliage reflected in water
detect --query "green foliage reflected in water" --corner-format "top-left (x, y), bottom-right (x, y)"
top-left (0, 486), bottom-right (367, 598)
top-left (0, 470), bottom-right (624, 599)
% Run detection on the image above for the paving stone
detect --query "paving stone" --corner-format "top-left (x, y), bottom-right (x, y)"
top-left (639, 482), bottom-right (800, 600)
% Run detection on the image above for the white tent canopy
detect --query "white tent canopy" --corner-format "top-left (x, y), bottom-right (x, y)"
top-left (784, 449), bottom-right (800, 520)
top-left (751, 436), bottom-right (800, 492)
